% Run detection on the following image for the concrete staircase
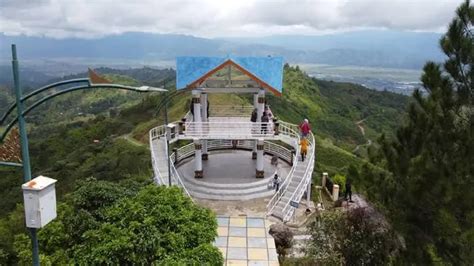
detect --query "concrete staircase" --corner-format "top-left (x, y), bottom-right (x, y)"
top-left (269, 144), bottom-right (313, 220)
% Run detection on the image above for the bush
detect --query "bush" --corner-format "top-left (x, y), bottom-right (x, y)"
top-left (332, 174), bottom-right (346, 194)
top-left (304, 207), bottom-right (398, 265)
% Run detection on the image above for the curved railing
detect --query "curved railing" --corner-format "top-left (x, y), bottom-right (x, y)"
top-left (149, 114), bottom-right (315, 222)
top-left (282, 132), bottom-right (315, 222)
top-left (171, 139), bottom-right (293, 167)
top-left (149, 125), bottom-right (167, 185)
top-left (169, 152), bottom-right (193, 199)
top-left (266, 121), bottom-right (301, 214)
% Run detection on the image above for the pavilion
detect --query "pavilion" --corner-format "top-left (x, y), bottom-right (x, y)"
top-left (149, 56), bottom-right (315, 223)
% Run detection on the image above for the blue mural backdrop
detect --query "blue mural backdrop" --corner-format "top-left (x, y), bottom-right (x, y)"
top-left (176, 56), bottom-right (284, 93)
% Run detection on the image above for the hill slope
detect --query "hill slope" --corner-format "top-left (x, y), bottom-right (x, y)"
top-left (0, 65), bottom-right (409, 214)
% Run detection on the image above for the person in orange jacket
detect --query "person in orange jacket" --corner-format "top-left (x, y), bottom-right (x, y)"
top-left (300, 137), bottom-right (308, 161)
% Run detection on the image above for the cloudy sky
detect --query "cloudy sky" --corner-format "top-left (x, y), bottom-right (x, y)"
top-left (0, 0), bottom-right (463, 39)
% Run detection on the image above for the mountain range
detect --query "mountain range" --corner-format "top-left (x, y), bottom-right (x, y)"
top-left (0, 30), bottom-right (444, 69)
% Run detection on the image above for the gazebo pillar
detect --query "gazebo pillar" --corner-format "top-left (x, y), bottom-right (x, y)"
top-left (252, 140), bottom-right (257, 159)
top-left (254, 89), bottom-right (265, 159)
top-left (252, 92), bottom-right (258, 159)
top-left (257, 88), bottom-right (265, 122)
top-left (256, 138), bottom-right (264, 178)
top-left (192, 90), bottom-right (202, 122)
top-left (201, 93), bottom-right (208, 160)
top-left (194, 138), bottom-right (203, 178)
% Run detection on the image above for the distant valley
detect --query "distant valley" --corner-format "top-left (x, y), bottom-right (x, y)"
top-left (0, 30), bottom-right (440, 94)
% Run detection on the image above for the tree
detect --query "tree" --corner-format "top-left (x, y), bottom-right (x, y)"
top-left (304, 208), bottom-right (397, 265)
top-left (360, 0), bottom-right (474, 263)
top-left (13, 183), bottom-right (223, 265)
top-left (73, 185), bottom-right (222, 265)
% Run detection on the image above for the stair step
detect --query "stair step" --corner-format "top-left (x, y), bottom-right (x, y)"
top-left (183, 182), bottom-right (273, 196)
top-left (189, 189), bottom-right (275, 201)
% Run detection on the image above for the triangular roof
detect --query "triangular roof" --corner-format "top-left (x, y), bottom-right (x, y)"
top-left (176, 56), bottom-right (284, 96)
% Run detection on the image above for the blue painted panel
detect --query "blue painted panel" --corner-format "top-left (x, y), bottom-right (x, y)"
top-left (176, 57), bottom-right (225, 90)
top-left (232, 56), bottom-right (283, 93)
top-left (176, 56), bottom-right (284, 94)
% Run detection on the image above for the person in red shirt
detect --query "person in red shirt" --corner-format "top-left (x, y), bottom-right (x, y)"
top-left (300, 118), bottom-right (311, 137)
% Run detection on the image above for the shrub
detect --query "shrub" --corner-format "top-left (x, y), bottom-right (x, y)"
top-left (332, 174), bottom-right (346, 194)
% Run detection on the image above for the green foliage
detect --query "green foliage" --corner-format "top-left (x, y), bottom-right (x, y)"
top-left (303, 208), bottom-right (398, 265)
top-left (332, 174), bottom-right (346, 193)
top-left (74, 186), bottom-right (221, 264)
top-left (358, 1), bottom-right (474, 263)
top-left (12, 182), bottom-right (221, 265)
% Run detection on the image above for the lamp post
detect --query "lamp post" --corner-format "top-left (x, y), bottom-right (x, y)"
top-left (155, 79), bottom-right (186, 187)
top-left (12, 43), bottom-right (39, 266)
top-left (163, 80), bottom-right (172, 186)
top-left (1, 44), bottom-right (166, 265)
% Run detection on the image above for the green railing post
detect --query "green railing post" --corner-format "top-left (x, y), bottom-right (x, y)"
top-left (11, 44), bottom-right (39, 266)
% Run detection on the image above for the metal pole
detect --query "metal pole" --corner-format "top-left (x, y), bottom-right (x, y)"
top-left (164, 81), bottom-right (171, 186)
top-left (11, 44), bottom-right (39, 266)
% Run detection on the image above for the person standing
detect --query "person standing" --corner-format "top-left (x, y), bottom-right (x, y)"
top-left (345, 178), bottom-right (353, 202)
top-left (299, 119), bottom-right (311, 137)
top-left (273, 174), bottom-right (281, 192)
top-left (261, 112), bottom-right (269, 134)
top-left (300, 137), bottom-right (308, 162)
top-left (265, 105), bottom-right (273, 119)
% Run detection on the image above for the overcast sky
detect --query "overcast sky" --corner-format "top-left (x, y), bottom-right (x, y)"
top-left (0, 0), bottom-right (463, 39)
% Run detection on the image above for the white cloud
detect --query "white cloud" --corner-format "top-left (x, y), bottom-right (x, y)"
top-left (0, 0), bottom-right (463, 38)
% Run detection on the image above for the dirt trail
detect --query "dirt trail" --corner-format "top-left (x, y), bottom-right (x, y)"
top-left (353, 118), bottom-right (372, 153)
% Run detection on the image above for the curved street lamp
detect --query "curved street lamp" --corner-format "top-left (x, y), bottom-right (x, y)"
top-left (0, 44), bottom-right (166, 266)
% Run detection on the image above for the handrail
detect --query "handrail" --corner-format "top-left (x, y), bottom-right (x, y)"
top-left (183, 121), bottom-right (275, 138)
top-left (281, 132), bottom-right (315, 222)
top-left (148, 111), bottom-right (191, 187)
top-left (266, 121), bottom-right (301, 214)
top-left (149, 125), bottom-right (167, 185)
top-left (149, 114), bottom-right (315, 218)
top-left (169, 153), bottom-right (193, 200)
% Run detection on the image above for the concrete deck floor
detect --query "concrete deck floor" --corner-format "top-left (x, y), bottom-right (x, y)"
top-left (176, 150), bottom-right (291, 184)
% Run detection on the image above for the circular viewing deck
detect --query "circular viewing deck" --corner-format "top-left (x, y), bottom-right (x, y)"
top-left (149, 110), bottom-right (315, 222)
top-left (176, 150), bottom-right (291, 201)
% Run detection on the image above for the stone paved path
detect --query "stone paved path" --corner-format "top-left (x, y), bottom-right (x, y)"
top-left (213, 215), bottom-right (279, 266)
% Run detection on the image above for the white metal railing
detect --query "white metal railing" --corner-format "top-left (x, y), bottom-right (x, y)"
top-left (169, 153), bottom-right (193, 200)
top-left (282, 132), bottom-right (315, 222)
top-left (149, 125), bottom-right (167, 185)
top-left (209, 105), bottom-right (255, 117)
top-left (175, 143), bottom-right (194, 162)
top-left (171, 139), bottom-right (292, 166)
top-left (264, 141), bottom-right (293, 163)
top-left (266, 123), bottom-right (301, 214)
top-left (149, 112), bottom-right (315, 220)
top-left (184, 121), bottom-right (275, 139)
top-left (148, 112), bottom-right (191, 187)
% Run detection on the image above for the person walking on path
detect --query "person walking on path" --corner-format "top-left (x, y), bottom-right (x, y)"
top-left (300, 119), bottom-right (311, 137)
top-left (300, 137), bottom-right (308, 162)
top-left (261, 112), bottom-right (269, 134)
top-left (273, 174), bottom-right (281, 192)
top-left (345, 178), bottom-right (353, 202)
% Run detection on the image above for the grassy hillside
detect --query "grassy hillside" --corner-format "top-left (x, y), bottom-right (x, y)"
top-left (1, 65), bottom-right (409, 214)
top-left (0, 64), bottom-right (410, 264)
top-left (264, 65), bottom-right (409, 176)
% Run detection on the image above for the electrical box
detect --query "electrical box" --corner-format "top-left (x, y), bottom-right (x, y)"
top-left (166, 123), bottom-right (176, 141)
top-left (22, 176), bottom-right (57, 228)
